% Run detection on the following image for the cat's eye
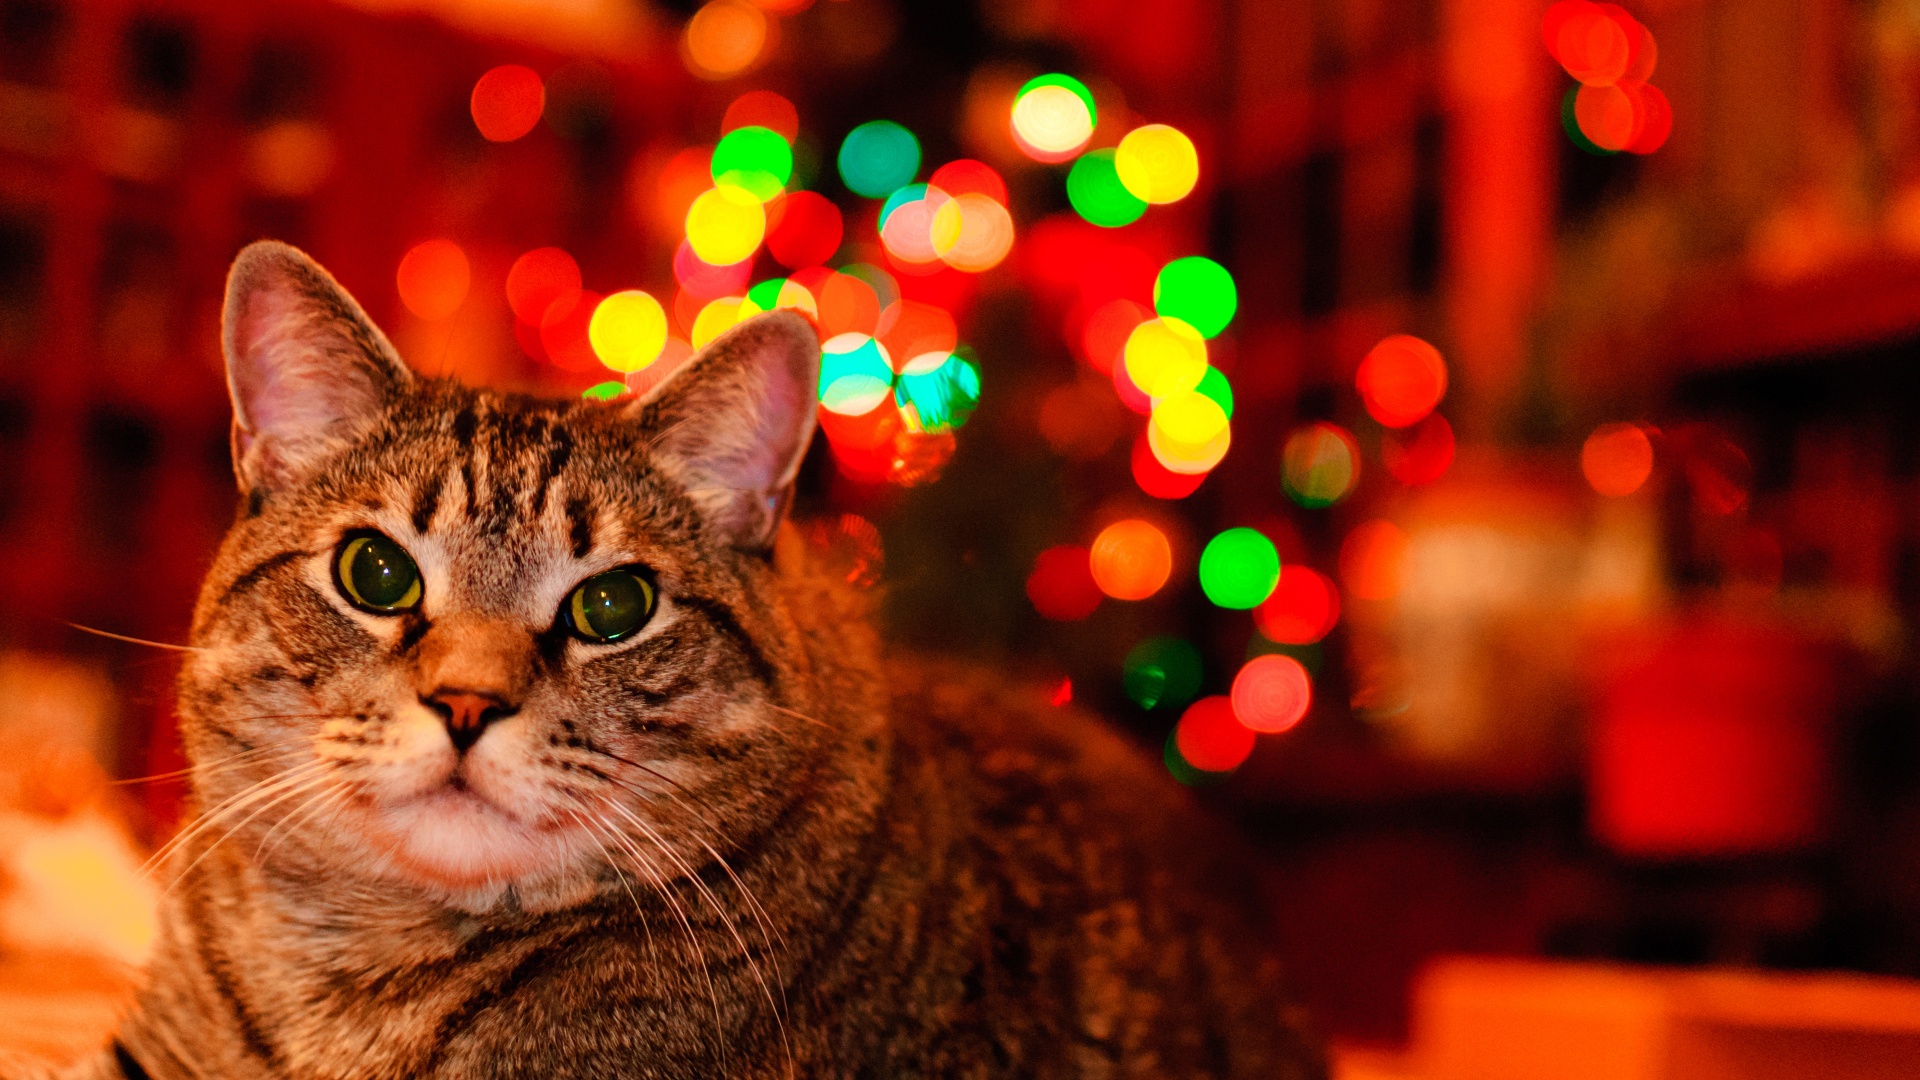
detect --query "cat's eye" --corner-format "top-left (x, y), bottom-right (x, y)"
top-left (565, 568), bottom-right (656, 644)
top-left (334, 533), bottom-right (423, 614)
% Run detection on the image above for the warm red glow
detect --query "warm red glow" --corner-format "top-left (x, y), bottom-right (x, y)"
top-left (1131, 431), bottom-right (1207, 499)
top-left (1089, 518), bottom-right (1173, 600)
top-left (766, 191), bottom-right (845, 270)
top-left (814, 271), bottom-right (882, 338)
top-left (470, 65), bottom-right (544, 143)
top-left (684, 0), bottom-right (770, 79)
top-left (1049, 678), bottom-right (1073, 707)
top-left (1356, 335), bottom-right (1447, 428)
top-left (1078, 298), bottom-right (1151, 375)
top-left (1582, 422), bottom-right (1655, 496)
top-left (1383, 413), bottom-right (1455, 486)
top-left (721, 89), bottom-right (799, 142)
top-left (1231, 654), bottom-right (1311, 733)
top-left (506, 247), bottom-right (583, 325)
top-left (929, 159), bottom-right (1009, 205)
top-left (1027, 545), bottom-right (1102, 620)
top-left (1678, 423), bottom-right (1752, 516)
top-left (672, 240), bottom-right (751, 301)
top-left (1340, 520), bottom-right (1408, 602)
top-left (1254, 565), bottom-right (1340, 645)
top-left (876, 300), bottom-right (958, 372)
top-left (1574, 83), bottom-right (1638, 152)
top-left (1175, 696), bottom-right (1254, 772)
top-left (1111, 348), bottom-right (1153, 414)
top-left (653, 146), bottom-right (716, 238)
top-left (396, 239), bottom-right (470, 321)
top-left (1624, 83), bottom-right (1672, 154)
top-left (540, 289), bottom-right (603, 372)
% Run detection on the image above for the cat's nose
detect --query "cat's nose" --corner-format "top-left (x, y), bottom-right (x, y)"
top-left (423, 690), bottom-right (515, 754)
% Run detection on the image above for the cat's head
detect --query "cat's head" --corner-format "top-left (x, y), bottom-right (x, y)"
top-left (179, 241), bottom-right (876, 912)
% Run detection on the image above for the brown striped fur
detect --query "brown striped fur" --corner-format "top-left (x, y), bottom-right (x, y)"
top-left (37, 243), bottom-right (1324, 1079)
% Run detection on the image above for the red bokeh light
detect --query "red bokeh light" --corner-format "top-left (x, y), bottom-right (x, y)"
top-left (470, 64), bottom-right (545, 142)
top-left (876, 300), bottom-right (958, 370)
top-left (1356, 334), bottom-right (1447, 428)
top-left (1582, 422), bottom-right (1655, 496)
top-left (1340, 519), bottom-right (1409, 602)
top-left (673, 240), bottom-right (752, 301)
top-left (929, 158), bottom-right (1009, 205)
top-left (1131, 431), bottom-right (1207, 499)
top-left (1625, 83), bottom-right (1672, 153)
top-left (1026, 545), bottom-right (1102, 621)
top-left (1175, 696), bottom-right (1255, 772)
top-left (540, 289), bottom-right (603, 371)
top-left (396, 239), bottom-right (470, 321)
top-left (1077, 298), bottom-right (1150, 374)
top-left (1383, 413), bottom-right (1455, 486)
top-left (721, 89), bottom-right (799, 142)
top-left (1111, 350), bottom-right (1153, 414)
top-left (506, 247), bottom-right (582, 325)
top-left (767, 191), bottom-right (845, 270)
top-left (1231, 655), bottom-right (1312, 734)
top-left (1254, 565), bottom-right (1340, 645)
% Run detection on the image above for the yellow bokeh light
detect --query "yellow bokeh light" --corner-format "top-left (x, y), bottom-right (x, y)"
top-left (1011, 84), bottom-right (1095, 157)
top-left (1115, 124), bottom-right (1199, 205)
top-left (685, 184), bottom-right (767, 266)
top-left (684, 0), bottom-right (769, 80)
top-left (771, 279), bottom-right (819, 317)
top-left (1148, 391), bottom-right (1231, 474)
top-left (691, 296), bottom-right (749, 349)
top-left (930, 193), bottom-right (1015, 273)
top-left (1123, 316), bottom-right (1208, 399)
top-left (588, 290), bottom-right (669, 373)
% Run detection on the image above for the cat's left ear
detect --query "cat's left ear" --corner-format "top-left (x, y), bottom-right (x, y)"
top-left (632, 311), bottom-right (820, 553)
top-left (221, 240), bottom-right (414, 491)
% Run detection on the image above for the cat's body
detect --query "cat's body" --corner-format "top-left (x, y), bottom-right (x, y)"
top-left (43, 243), bottom-right (1322, 1079)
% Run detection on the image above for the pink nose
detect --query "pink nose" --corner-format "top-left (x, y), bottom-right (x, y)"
top-left (424, 690), bottom-right (513, 754)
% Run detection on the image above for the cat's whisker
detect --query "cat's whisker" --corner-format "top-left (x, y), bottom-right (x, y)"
top-left (169, 769), bottom-right (336, 890)
top-left (63, 621), bottom-right (206, 653)
top-left (565, 807), bottom-right (654, 954)
top-left (253, 779), bottom-right (347, 863)
top-left (144, 761), bottom-right (331, 886)
top-left (768, 703), bottom-right (834, 732)
top-left (112, 735), bottom-right (312, 787)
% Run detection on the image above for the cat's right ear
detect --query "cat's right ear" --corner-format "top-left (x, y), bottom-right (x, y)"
top-left (221, 240), bottom-right (413, 491)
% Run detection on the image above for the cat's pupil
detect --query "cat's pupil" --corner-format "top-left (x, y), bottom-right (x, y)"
top-left (339, 534), bottom-right (421, 612)
top-left (569, 570), bottom-right (653, 643)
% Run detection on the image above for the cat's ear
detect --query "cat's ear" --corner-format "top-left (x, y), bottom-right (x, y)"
top-left (221, 240), bottom-right (413, 491)
top-left (632, 310), bottom-right (820, 552)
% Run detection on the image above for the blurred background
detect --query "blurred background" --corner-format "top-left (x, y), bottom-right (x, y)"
top-left (5, 0), bottom-right (1920, 1074)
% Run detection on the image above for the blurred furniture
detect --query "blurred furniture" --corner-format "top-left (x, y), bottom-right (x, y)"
top-left (0, 952), bottom-right (134, 1067)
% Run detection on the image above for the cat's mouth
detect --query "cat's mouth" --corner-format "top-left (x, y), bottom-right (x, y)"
top-left (361, 766), bottom-right (581, 890)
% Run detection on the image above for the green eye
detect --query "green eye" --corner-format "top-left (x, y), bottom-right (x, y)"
top-left (566, 569), bottom-right (656, 644)
top-left (334, 533), bottom-right (423, 613)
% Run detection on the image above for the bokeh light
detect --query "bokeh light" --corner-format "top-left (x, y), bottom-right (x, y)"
top-left (627, 337), bottom-right (692, 397)
top-left (691, 295), bottom-right (749, 349)
top-left (1231, 654), bottom-right (1311, 733)
top-left (1067, 148), bottom-right (1147, 228)
top-left (1089, 518), bottom-right (1173, 600)
top-left (396, 239), bottom-right (470, 321)
top-left (838, 120), bottom-right (921, 199)
top-left (1383, 414), bottom-right (1455, 486)
top-left (1123, 637), bottom-right (1203, 710)
top-left (506, 247), bottom-right (581, 325)
top-left (710, 124), bottom-right (793, 201)
top-left (929, 159), bottom-right (1009, 205)
top-left (1198, 527), bottom-right (1280, 609)
top-left (1574, 83), bottom-right (1638, 152)
top-left (587, 290), bottom-right (668, 373)
top-left (1583, 421), bottom-right (1655, 496)
top-left (879, 190), bottom-right (944, 266)
top-left (819, 331), bottom-right (895, 415)
top-left (1195, 366), bottom-right (1234, 419)
top-left (1357, 334), bottom-right (1448, 427)
top-left (722, 89), bottom-right (799, 142)
top-left (895, 355), bottom-right (980, 433)
top-left (582, 381), bottom-right (628, 402)
top-left (1548, 2), bottom-right (1633, 86)
top-left (1153, 256), bottom-right (1237, 338)
top-left (746, 276), bottom-right (820, 318)
top-left (685, 184), bottom-right (767, 265)
top-left (684, 0), bottom-right (769, 80)
top-left (1148, 391), bottom-right (1231, 474)
top-left (766, 191), bottom-right (844, 269)
top-left (1080, 298), bottom-right (1150, 374)
top-left (813, 270), bottom-right (882, 337)
top-left (541, 288), bottom-right (602, 371)
top-left (1340, 519), bottom-right (1409, 601)
top-left (674, 240), bottom-right (752, 300)
top-left (1132, 431), bottom-right (1207, 499)
top-left (1114, 124), bottom-right (1199, 205)
top-left (1010, 74), bottom-right (1097, 162)
top-left (1123, 317), bottom-right (1208, 400)
top-left (1624, 83), bottom-right (1672, 154)
top-left (930, 193), bottom-right (1015, 273)
top-left (1027, 545), bottom-right (1101, 621)
top-left (1254, 565), bottom-right (1340, 645)
top-left (1175, 696), bottom-right (1254, 773)
top-left (877, 300), bottom-right (958, 366)
top-left (470, 65), bottom-right (544, 142)
top-left (1282, 422), bottom-right (1361, 508)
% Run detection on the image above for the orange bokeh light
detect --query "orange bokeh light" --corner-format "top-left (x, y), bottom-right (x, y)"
top-left (722, 90), bottom-right (799, 142)
top-left (1254, 565), bottom-right (1340, 645)
top-left (1131, 430), bottom-right (1207, 499)
top-left (1340, 519), bottom-right (1409, 602)
top-left (505, 247), bottom-right (582, 325)
top-left (1357, 334), bottom-right (1447, 428)
top-left (1089, 518), bottom-right (1173, 600)
top-left (1582, 422), bottom-right (1655, 496)
top-left (1078, 298), bottom-right (1150, 375)
top-left (1175, 696), bottom-right (1255, 772)
top-left (470, 65), bottom-right (544, 142)
top-left (653, 146), bottom-right (716, 239)
top-left (396, 239), bottom-right (470, 321)
top-left (684, 0), bottom-right (770, 80)
top-left (1231, 654), bottom-right (1312, 734)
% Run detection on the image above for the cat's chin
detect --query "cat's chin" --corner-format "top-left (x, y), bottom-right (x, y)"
top-left (362, 786), bottom-right (588, 902)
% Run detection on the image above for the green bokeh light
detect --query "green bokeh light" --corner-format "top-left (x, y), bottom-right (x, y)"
top-left (1562, 86), bottom-right (1616, 157)
top-left (746, 276), bottom-right (788, 311)
top-left (1016, 73), bottom-right (1098, 127)
top-left (1195, 365), bottom-right (1234, 419)
top-left (1164, 730), bottom-right (1228, 786)
top-left (711, 125), bottom-right (794, 202)
top-left (581, 381), bottom-right (627, 401)
top-left (1066, 148), bottom-right (1146, 228)
top-left (895, 355), bottom-right (981, 433)
top-left (818, 335), bottom-right (895, 412)
top-left (1122, 636), bottom-right (1203, 711)
top-left (879, 183), bottom-right (930, 228)
top-left (838, 121), bottom-right (921, 199)
top-left (1153, 256), bottom-right (1238, 338)
top-left (1198, 528), bottom-right (1281, 609)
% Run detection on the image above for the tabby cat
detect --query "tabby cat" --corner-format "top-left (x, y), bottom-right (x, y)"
top-left (46, 242), bottom-right (1324, 1078)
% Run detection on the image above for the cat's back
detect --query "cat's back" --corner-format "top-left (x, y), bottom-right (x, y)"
top-left (832, 654), bottom-right (1325, 1079)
